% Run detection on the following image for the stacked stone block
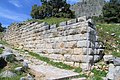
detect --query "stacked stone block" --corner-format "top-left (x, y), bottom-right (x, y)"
top-left (3, 16), bottom-right (101, 68)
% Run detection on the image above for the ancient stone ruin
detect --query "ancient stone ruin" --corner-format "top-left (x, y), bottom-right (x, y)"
top-left (3, 16), bottom-right (103, 70)
top-left (70, 0), bottom-right (105, 17)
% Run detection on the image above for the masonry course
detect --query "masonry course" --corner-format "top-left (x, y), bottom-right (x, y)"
top-left (3, 16), bottom-right (102, 68)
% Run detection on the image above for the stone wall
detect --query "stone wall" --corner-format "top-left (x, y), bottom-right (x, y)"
top-left (70, 0), bottom-right (104, 17)
top-left (3, 17), bottom-right (102, 68)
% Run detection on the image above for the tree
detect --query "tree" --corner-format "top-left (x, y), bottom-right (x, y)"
top-left (103, 0), bottom-right (120, 23)
top-left (30, 0), bottom-right (75, 19)
top-left (0, 23), bottom-right (5, 32)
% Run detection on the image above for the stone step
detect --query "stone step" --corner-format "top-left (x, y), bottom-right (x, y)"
top-left (29, 65), bottom-right (79, 80)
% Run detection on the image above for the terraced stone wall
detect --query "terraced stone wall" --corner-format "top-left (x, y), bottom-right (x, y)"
top-left (3, 17), bottom-right (100, 68)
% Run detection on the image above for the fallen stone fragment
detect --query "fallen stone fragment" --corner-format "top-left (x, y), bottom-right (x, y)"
top-left (0, 70), bottom-right (17, 78)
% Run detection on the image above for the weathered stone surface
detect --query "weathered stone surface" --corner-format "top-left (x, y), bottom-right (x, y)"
top-left (70, 0), bottom-right (104, 17)
top-left (0, 70), bottom-right (17, 78)
top-left (77, 16), bottom-right (87, 22)
top-left (3, 17), bottom-right (98, 66)
top-left (50, 24), bottom-right (56, 29)
top-left (106, 64), bottom-right (115, 80)
top-left (80, 63), bottom-right (91, 71)
top-left (15, 67), bottom-right (22, 71)
top-left (113, 57), bottom-right (120, 66)
top-left (77, 40), bottom-right (94, 48)
top-left (103, 55), bottom-right (113, 62)
top-left (59, 21), bottom-right (67, 26)
top-left (48, 54), bottom-right (64, 61)
top-left (29, 65), bottom-right (79, 80)
top-left (66, 55), bottom-right (93, 63)
top-left (67, 19), bottom-right (76, 25)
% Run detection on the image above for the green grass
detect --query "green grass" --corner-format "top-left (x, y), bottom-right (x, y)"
top-left (91, 68), bottom-right (107, 80)
top-left (97, 23), bottom-right (120, 56)
top-left (27, 17), bottom-right (69, 26)
top-left (28, 51), bottom-right (74, 70)
top-left (112, 52), bottom-right (120, 57)
top-left (0, 40), bottom-right (8, 45)
top-left (0, 48), bottom-right (3, 54)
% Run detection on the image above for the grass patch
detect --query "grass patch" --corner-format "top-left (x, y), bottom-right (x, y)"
top-left (0, 48), bottom-right (3, 54)
top-left (112, 52), bottom-right (120, 57)
top-left (0, 40), bottom-right (8, 45)
top-left (27, 17), bottom-right (69, 26)
top-left (28, 51), bottom-right (74, 70)
top-left (0, 62), bottom-right (26, 80)
top-left (91, 68), bottom-right (107, 80)
top-left (96, 23), bottom-right (120, 56)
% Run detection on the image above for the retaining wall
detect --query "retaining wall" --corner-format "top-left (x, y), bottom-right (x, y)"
top-left (4, 16), bottom-right (101, 68)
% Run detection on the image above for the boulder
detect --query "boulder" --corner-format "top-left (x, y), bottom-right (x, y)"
top-left (103, 55), bottom-right (113, 62)
top-left (113, 57), bottom-right (120, 66)
top-left (106, 64), bottom-right (115, 80)
top-left (0, 70), bottom-right (17, 78)
top-left (114, 66), bottom-right (120, 80)
top-left (15, 67), bottom-right (23, 71)
top-left (1, 51), bottom-right (16, 62)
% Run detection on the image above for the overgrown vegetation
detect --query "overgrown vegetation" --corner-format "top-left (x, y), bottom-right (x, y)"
top-left (91, 68), bottom-right (107, 80)
top-left (0, 61), bottom-right (27, 80)
top-left (31, 0), bottom-right (75, 19)
top-left (27, 17), bottom-right (69, 26)
top-left (97, 23), bottom-right (120, 56)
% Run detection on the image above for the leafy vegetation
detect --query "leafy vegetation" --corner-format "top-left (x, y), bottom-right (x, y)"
top-left (31, 0), bottom-right (75, 19)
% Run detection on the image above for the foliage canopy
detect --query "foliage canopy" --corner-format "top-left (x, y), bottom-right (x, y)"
top-left (31, 0), bottom-right (75, 19)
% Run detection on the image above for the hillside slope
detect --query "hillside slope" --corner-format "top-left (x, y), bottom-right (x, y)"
top-left (96, 23), bottom-right (120, 57)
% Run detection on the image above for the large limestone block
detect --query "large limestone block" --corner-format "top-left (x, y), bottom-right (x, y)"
top-left (59, 21), bottom-right (67, 26)
top-left (65, 55), bottom-right (93, 63)
top-left (77, 40), bottom-right (94, 48)
top-left (80, 63), bottom-right (91, 71)
top-left (77, 16), bottom-right (87, 22)
top-left (65, 41), bottom-right (77, 48)
top-left (67, 19), bottom-right (77, 25)
top-left (50, 24), bottom-right (56, 29)
top-left (55, 42), bottom-right (65, 49)
top-left (68, 29), bottom-right (79, 35)
top-left (73, 48), bottom-right (83, 55)
top-left (73, 48), bottom-right (94, 55)
top-left (48, 54), bottom-right (65, 61)
top-left (66, 35), bottom-right (75, 41)
top-left (82, 48), bottom-right (94, 55)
